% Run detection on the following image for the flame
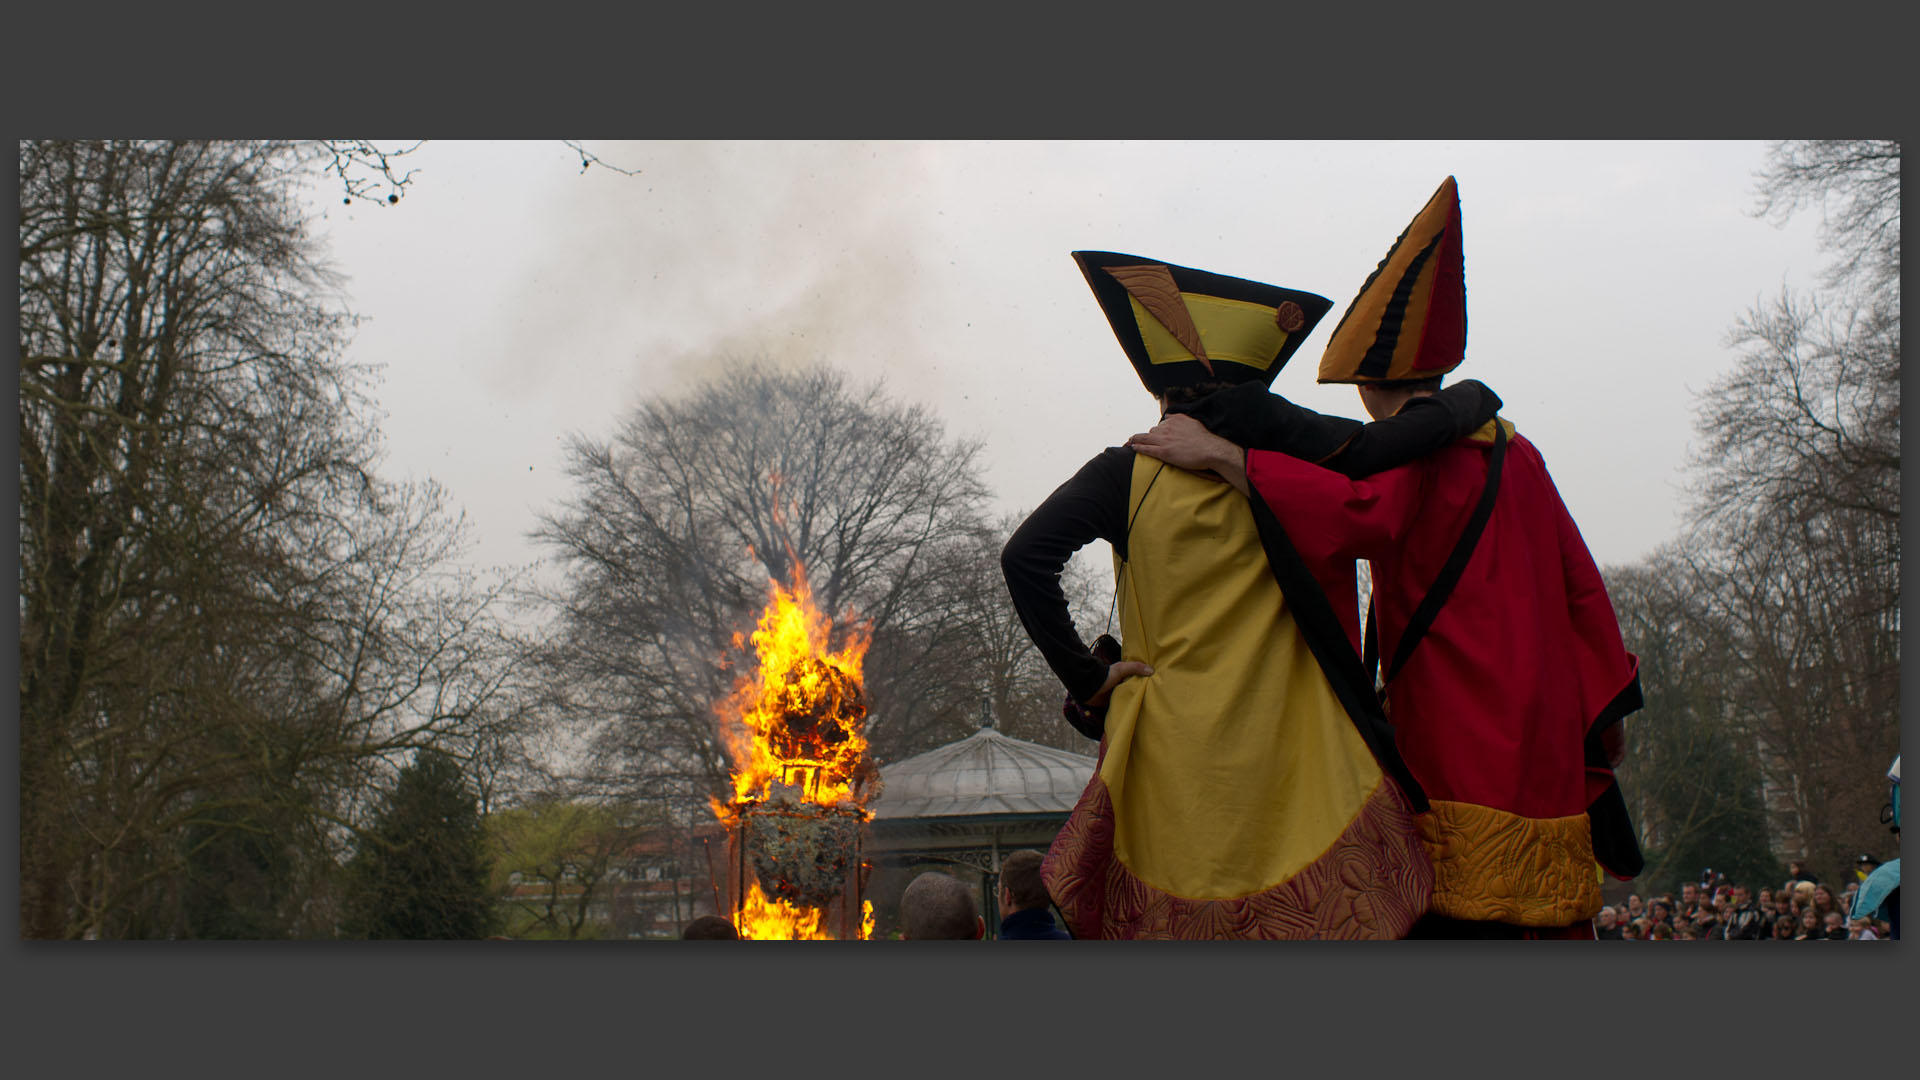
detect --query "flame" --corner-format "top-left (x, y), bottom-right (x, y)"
top-left (736, 880), bottom-right (828, 939)
top-left (714, 571), bottom-right (872, 813)
top-left (714, 562), bottom-right (876, 940)
top-left (731, 883), bottom-right (877, 942)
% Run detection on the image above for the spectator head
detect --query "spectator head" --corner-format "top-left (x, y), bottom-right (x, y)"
top-left (1649, 900), bottom-right (1671, 923)
top-left (681, 915), bottom-right (740, 940)
top-left (900, 871), bottom-right (984, 940)
top-left (1812, 884), bottom-right (1837, 912)
top-left (1681, 882), bottom-right (1699, 904)
top-left (1757, 887), bottom-right (1772, 907)
top-left (1597, 906), bottom-right (1618, 929)
top-left (1627, 895), bottom-right (1644, 915)
top-left (1772, 916), bottom-right (1796, 940)
top-left (1799, 909), bottom-right (1820, 934)
top-left (1732, 885), bottom-right (1751, 906)
top-left (1774, 892), bottom-right (1795, 915)
top-left (1793, 881), bottom-right (1817, 907)
top-left (1824, 911), bottom-right (1846, 933)
top-left (1651, 922), bottom-right (1674, 940)
top-left (996, 850), bottom-right (1052, 916)
top-left (1625, 919), bottom-right (1647, 940)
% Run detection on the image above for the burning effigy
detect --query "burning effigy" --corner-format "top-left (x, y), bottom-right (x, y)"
top-left (711, 565), bottom-right (878, 939)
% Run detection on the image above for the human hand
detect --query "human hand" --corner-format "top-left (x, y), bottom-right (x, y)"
top-left (1084, 660), bottom-right (1154, 706)
top-left (1126, 414), bottom-right (1236, 473)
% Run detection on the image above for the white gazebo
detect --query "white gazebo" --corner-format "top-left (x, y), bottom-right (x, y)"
top-left (864, 725), bottom-right (1096, 929)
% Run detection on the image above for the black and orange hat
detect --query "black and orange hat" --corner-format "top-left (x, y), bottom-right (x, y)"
top-left (1317, 176), bottom-right (1467, 384)
top-left (1072, 250), bottom-right (1334, 396)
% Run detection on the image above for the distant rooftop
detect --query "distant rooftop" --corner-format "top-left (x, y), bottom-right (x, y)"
top-left (871, 727), bottom-right (1096, 819)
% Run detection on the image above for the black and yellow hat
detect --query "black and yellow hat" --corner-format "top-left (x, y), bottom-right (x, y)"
top-left (1072, 250), bottom-right (1334, 396)
top-left (1317, 176), bottom-right (1467, 384)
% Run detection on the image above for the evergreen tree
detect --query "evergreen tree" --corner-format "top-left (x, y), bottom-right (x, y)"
top-left (341, 750), bottom-right (496, 939)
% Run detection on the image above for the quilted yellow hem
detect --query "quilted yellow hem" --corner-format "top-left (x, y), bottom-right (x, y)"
top-left (1417, 800), bottom-right (1602, 927)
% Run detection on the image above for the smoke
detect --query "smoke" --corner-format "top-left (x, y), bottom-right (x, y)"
top-left (494, 141), bottom-right (951, 417)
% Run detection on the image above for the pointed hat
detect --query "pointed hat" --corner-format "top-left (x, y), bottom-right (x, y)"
top-left (1072, 250), bottom-right (1334, 396)
top-left (1317, 176), bottom-right (1467, 384)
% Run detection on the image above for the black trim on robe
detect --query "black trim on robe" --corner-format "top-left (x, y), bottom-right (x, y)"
top-left (1584, 669), bottom-right (1647, 878)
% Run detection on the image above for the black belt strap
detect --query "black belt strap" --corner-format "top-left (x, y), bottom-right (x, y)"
top-left (1365, 421), bottom-right (1508, 690)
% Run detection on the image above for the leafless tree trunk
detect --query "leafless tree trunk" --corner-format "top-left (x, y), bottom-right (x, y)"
top-left (18, 140), bottom-right (527, 938)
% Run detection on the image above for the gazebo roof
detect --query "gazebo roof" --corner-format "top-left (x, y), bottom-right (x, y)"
top-left (870, 727), bottom-right (1096, 820)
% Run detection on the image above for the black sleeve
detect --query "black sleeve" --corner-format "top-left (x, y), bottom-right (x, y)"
top-left (1320, 379), bottom-right (1504, 478)
top-left (1171, 381), bottom-right (1361, 463)
top-left (1001, 447), bottom-right (1131, 704)
top-left (1167, 379), bottom-right (1503, 478)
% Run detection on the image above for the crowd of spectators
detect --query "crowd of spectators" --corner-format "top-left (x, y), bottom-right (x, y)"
top-left (1595, 859), bottom-right (1892, 941)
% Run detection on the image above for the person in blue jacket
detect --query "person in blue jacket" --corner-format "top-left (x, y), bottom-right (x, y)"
top-left (1850, 756), bottom-right (1900, 939)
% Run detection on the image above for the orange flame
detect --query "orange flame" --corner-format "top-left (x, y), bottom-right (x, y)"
top-left (731, 883), bottom-right (877, 941)
top-left (714, 571), bottom-right (872, 814)
top-left (714, 563), bottom-right (875, 939)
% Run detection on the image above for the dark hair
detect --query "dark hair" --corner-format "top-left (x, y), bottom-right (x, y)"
top-left (997, 850), bottom-right (1052, 912)
top-left (681, 915), bottom-right (739, 940)
top-left (1159, 379), bottom-right (1241, 408)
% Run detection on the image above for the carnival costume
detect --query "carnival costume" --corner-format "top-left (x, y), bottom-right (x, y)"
top-left (1238, 178), bottom-right (1645, 936)
top-left (1004, 252), bottom-right (1496, 939)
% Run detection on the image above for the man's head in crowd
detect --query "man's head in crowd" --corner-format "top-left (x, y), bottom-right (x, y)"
top-left (900, 871), bottom-right (984, 940)
top-left (681, 915), bottom-right (739, 940)
top-left (996, 850), bottom-right (1053, 917)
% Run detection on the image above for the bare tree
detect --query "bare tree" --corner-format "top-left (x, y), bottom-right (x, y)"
top-left (18, 140), bottom-right (525, 938)
top-left (923, 512), bottom-right (1110, 751)
top-left (1640, 139), bottom-right (1903, 879)
top-left (532, 364), bottom-right (995, 820)
top-left (1753, 139), bottom-right (1900, 301)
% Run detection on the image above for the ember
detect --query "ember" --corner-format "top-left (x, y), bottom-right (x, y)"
top-left (713, 566), bottom-right (878, 939)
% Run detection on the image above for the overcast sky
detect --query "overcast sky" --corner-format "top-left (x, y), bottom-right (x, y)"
top-left (305, 140), bottom-right (1827, 585)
